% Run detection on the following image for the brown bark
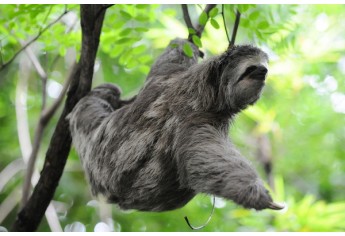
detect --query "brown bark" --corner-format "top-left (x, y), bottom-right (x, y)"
top-left (11, 5), bottom-right (109, 231)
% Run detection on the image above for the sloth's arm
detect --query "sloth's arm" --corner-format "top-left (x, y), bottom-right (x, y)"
top-left (177, 125), bottom-right (276, 210)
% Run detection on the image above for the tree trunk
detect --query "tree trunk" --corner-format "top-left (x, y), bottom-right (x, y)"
top-left (11, 4), bottom-right (108, 232)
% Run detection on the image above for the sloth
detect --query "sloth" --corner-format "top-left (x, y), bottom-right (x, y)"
top-left (68, 38), bottom-right (283, 212)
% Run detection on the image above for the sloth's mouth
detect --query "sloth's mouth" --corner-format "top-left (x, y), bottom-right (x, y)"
top-left (238, 66), bottom-right (268, 82)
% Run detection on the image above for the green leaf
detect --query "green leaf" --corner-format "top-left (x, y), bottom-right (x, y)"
top-left (119, 28), bottom-right (132, 36)
top-left (135, 4), bottom-right (148, 9)
top-left (132, 45), bottom-right (146, 54)
top-left (249, 11), bottom-right (260, 21)
top-left (58, 46), bottom-right (66, 56)
top-left (209, 7), bottom-right (219, 18)
top-left (241, 18), bottom-right (250, 28)
top-left (138, 55), bottom-right (152, 63)
top-left (257, 21), bottom-right (269, 30)
top-left (135, 14), bottom-right (149, 22)
top-left (188, 27), bottom-right (196, 35)
top-left (109, 45), bottom-right (124, 58)
top-left (139, 65), bottom-right (150, 74)
top-left (134, 27), bottom-right (149, 32)
top-left (126, 58), bottom-right (138, 69)
top-left (116, 37), bottom-right (132, 44)
top-left (192, 35), bottom-right (202, 48)
top-left (120, 10), bottom-right (132, 19)
top-left (210, 19), bottom-right (220, 29)
top-left (199, 11), bottom-right (208, 26)
top-left (119, 49), bottom-right (132, 65)
top-left (183, 43), bottom-right (193, 58)
top-left (237, 4), bottom-right (254, 13)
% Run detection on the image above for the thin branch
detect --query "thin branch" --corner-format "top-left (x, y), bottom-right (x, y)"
top-left (41, 66), bottom-right (74, 124)
top-left (12, 5), bottom-right (108, 232)
top-left (181, 4), bottom-right (216, 49)
top-left (0, 9), bottom-right (69, 72)
top-left (40, 5), bottom-right (53, 32)
top-left (20, 15), bottom-right (77, 205)
top-left (20, 42), bottom-right (73, 206)
top-left (15, 56), bottom-right (62, 231)
top-left (229, 10), bottom-right (241, 48)
top-left (181, 5), bottom-right (195, 35)
top-left (20, 40), bottom-right (48, 109)
top-left (21, 62), bottom-right (74, 206)
top-left (49, 14), bottom-right (79, 72)
top-left (195, 4), bottom-right (217, 38)
top-left (221, 5), bottom-right (231, 44)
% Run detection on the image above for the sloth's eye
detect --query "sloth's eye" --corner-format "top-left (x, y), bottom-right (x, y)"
top-left (238, 66), bottom-right (258, 81)
top-left (245, 66), bottom-right (258, 74)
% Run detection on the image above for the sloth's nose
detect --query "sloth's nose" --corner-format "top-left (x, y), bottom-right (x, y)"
top-left (257, 66), bottom-right (268, 76)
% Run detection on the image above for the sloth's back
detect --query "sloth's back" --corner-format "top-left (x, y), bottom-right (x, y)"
top-left (87, 79), bottom-right (196, 211)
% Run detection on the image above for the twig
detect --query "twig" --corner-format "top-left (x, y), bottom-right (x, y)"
top-left (40, 5), bottom-right (53, 32)
top-left (181, 5), bottom-right (195, 35)
top-left (20, 12), bottom-right (78, 205)
top-left (221, 5), bottom-right (231, 44)
top-left (49, 14), bottom-right (79, 72)
top-left (12, 5), bottom-right (108, 232)
top-left (229, 10), bottom-right (241, 48)
top-left (195, 4), bottom-right (217, 38)
top-left (20, 42), bottom-right (73, 206)
top-left (41, 68), bottom-right (74, 124)
top-left (15, 56), bottom-right (62, 231)
top-left (0, 9), bottom-right (69, 73)
top-left (181, 4), bottom-right (216, 49)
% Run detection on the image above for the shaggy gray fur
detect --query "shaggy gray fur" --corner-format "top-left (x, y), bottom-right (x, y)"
top-left (68, 38), bottom-right (280, 212)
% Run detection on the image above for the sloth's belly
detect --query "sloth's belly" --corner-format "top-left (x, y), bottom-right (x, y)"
top-left (105, 151), bottom-right (195, 212)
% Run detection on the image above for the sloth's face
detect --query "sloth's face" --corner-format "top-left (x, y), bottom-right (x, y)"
top-left (219, 46), bottom-right (269, 111)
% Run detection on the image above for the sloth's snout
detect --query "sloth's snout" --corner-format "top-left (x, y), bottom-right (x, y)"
top-left (250, 66), bottom-right (268, 81)
top-left (257, 66), bottom-right (268, 75)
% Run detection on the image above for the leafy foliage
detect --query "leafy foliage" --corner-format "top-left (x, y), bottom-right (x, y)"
top-left (1, 4), bottom-right (345, 232)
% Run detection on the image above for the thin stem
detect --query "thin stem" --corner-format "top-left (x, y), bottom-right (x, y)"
top-left (195, 4), bottom-right (217, 38)
top-left (181, 4), bottom-right (195, 34)
top-left (0, 8), bottom-right (69, 73)
top-left (222, 5), bottom-right (231, 44)
top-left (229, 10), bottom-right (241, 48)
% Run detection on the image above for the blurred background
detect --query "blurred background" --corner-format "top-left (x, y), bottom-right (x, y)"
top-left (0, 4), bottom-right (344, 232)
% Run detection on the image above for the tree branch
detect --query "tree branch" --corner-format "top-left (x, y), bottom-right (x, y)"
top-left (14, 56), bottom-right (62, 231)
top-left (195, 4), bottom-right (217, 38)
top-left (19, 11), bottom-right (78, 205)
top-left (181, 5), bottom-right (195, 34)
top-left (11, 5), bottom-right (108, 231)
top-left (0, 9), bottom-right (69, 73)
top-left (20, 42), bottom-right (74, 207)
top-left (221, 5), bottom-right (231, 44)
top-left (229, 10), bottom-right (241, 48)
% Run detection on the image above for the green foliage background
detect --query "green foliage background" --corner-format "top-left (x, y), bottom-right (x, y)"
top-left (0, 4), bottom-right (345, 232)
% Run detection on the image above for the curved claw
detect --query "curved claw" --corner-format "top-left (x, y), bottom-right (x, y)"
top-left (268, 202), bottom-right (285, 210)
